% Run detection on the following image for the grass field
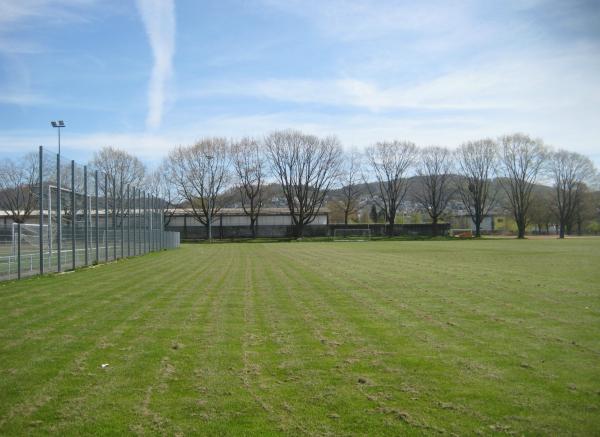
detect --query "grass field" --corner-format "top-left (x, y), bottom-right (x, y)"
top-left (1, 239), bottom-right (599, 435)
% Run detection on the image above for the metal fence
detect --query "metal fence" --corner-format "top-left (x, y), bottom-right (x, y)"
top-left (0, 146), bottom-right (180, 281)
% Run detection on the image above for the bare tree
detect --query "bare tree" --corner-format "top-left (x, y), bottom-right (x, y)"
top-left (231, 137), bottom-right (266, 238)
top-left (337, 149), bottom-right (362, 225)
top-left (498, 133), bottom-right (547, 239)
top-left (414, 146), bottom-right (453, 236)
top-left (147, 164), bottom-right (180, 228)
top-left (92, 146), bottom-right (146, 190)
top-left (265, 129), bottom-right (341, 238)
top-left (573, 189), bottom-right (598, 235)
top-left (364, 140), bottom-right (417, 234)
top-left (91, 146), bottom-right (146, 221)
top-left (548, 150), bottom-right (596, 238)
top-left (455, 139), bottom-right (498, 237)
top-left (527, 190), bottom-right (556, 235)
top-left (165, 138), bottom-right (230, 237)
top-left (0, 152), bottom-right (38, 223)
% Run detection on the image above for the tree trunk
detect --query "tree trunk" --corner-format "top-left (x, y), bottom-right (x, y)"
top-left (517, 221), bottom-right (526, 239)
top-left (344, 210), bottom-right (349, 226)
top-left (474, 211), bottom-right (481, 238)
top-left (294, 222), bottom-right (304, 239)
top-left (559, 222), bottom-right (565, 239)
top-left (431, 217), bottom-right (438, 237)
top-left (250, 217), bottom-right (257, 238)
top-left (387, 214), bottom-right (395, 236)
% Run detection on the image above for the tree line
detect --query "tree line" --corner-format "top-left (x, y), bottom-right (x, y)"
top-left (1, 131), bottom-right (598, 239)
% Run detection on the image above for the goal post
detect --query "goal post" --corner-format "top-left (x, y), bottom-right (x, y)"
top-left (11, 223), bottom-right (48, 256)
top-left (450, 228), bottom-right (473, 238)
top-left (332, 228), bottom-right (371, 241)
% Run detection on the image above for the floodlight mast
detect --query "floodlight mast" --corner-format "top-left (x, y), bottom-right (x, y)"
top-left (50, 120), bottom-right (65, 272)
top-left (50, 120), bottom-right (65, 155)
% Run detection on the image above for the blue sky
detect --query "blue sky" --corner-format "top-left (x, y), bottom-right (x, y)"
top-left (1, 0), bottom-right (599, 166)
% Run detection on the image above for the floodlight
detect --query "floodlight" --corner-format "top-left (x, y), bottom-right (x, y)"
top-left (50, 120), bottom-right (66, 155)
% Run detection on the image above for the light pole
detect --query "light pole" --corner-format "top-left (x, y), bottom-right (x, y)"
top-left (205, 154), bottom-right (214, 243)
top-left (50, 120), bottom-right (65, 155)
top-left (50, 120), bottom-right (65, 271)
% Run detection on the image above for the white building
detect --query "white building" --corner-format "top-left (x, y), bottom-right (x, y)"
top-left (168, 208), bottom-right (329, 227)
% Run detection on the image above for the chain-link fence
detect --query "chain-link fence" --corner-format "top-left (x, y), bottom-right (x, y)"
top-left (0, 146), bottom-right (180, 281)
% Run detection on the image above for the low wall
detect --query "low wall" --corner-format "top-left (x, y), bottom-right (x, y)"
top-left (168, 223), bottom-right (450, 241)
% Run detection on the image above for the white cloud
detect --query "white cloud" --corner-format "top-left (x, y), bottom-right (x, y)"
top-left (136, 0), bottom-right (175, 130)
top-left (1, 106), bottom-right (599, 168)
top-left (262, 0), bottom-right (469, 42)
top-left (0, 92), bottom-right (48, 106)
top-left (0, 0), bottom-right (98, 56)
top-left (0, 1), bottom-right (94, 26)
top-left (188, 42), bottom-right (600, 114)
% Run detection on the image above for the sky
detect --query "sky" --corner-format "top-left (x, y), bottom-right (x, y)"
top-left (1, 0), bottom-right (599, 167)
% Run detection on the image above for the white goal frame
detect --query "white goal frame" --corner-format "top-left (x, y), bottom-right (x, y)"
top-left (332, 228), bottom-right (372, 241)
top-left (11, 223), bottom-right (48, 255)
top-left (450, 228), bottom-right (473, 237)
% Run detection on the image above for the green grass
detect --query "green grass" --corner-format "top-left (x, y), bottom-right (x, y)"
top-left (1, 239), bottom-right (599, 435)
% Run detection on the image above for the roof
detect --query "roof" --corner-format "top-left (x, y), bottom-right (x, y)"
top-left (172, 207), bottom-right (329, 216)
top-left (0, 207), bottom-right (330, 218)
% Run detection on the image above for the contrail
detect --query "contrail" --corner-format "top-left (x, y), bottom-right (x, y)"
top-left (136, 0), bottom-right (175, 129)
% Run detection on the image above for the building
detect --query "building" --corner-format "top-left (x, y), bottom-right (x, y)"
top-left (166, 207), bottom-right (329, 240)
top-left (450, 211), bottom-right (496, 232)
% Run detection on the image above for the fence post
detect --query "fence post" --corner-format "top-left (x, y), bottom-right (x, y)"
top-left (57, 152), bottom-right (62, 273)
top-left (142, 191), bottom-right (148, 254)
top-left (141, 190), bottom-right (144, 254)
top-left (141, 191), bottom-right (144, 254)
top-left (152, 196), bottom-right (155, 252)
top-left (136, 189), bottom-right (140, 255)
top-left (148, 194), bottom-right (152, 253)
top-left (95, 170), bottom-right (99, 263)
top-left (112, 176), bottom-right (117, 260)
top-left (127, 185), bottom-right (131, 257)
top-left (120, 179), bottom-right (124, 258)
top-left (148, 194), bottom-right (151, 253)
top-left (39, 145), bottom-right (44, 275)
top-left (17, 223), bottom-right (21, 280)
top-left (144, 192), bottom-right (148, 254)
top-left (157, 197), bottom-right (160, 250)
top-left (71, 160), bottom-right (76, 270)
top-left (133, 187), bottom-right (137, 256)
top-left (104, 173), bottom-right (108, 263)
top-left (84, 165), bottom-right (89, 267)
top-left (149, 194), bottom-right (153, 252)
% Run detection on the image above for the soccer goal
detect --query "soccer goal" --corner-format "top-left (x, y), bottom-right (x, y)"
top-left (11, 223), bottom-right (48, 255)
top-left (332, 228), bottom-right (371, 241)
top-left (450, 228), bottom-right (473, 238)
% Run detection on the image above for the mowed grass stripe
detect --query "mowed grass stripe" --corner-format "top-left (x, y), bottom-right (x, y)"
top-left (0, 252), bottom-right (178, 338)
top-left (0, 239), bottom-right (599, 435)
top-left (0, 249), bottom-right (209, 388)
top-left (0, 246), bottom-right (218, 434)
top-left (266, 244), bottom-right (483, 434)
top-left (65, 246), bottom-right (231, 435)
top-left (287, 241), bottom-right (597, 354)
top-left (264, 241), bottom-right (600, 434)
